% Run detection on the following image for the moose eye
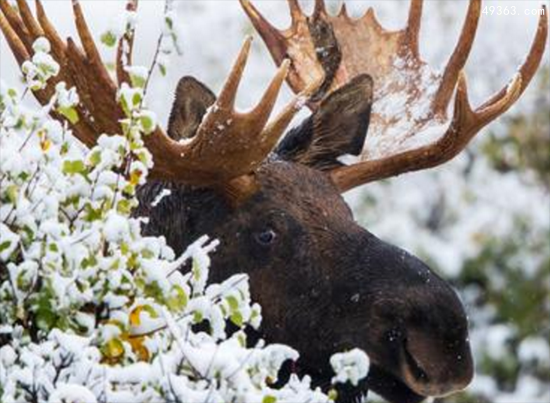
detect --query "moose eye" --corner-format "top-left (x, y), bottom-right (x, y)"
top-left (255, 229), bottom-right (277, 246)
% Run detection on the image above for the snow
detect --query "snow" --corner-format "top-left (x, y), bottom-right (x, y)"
top-left (48, 384), bottom-right (98, 403)
top-left (32, 37), bottom-right (51, 53)
top-left (518, 337), bottom-right (550, 363)
top-left (151, 188), bottom-right (172, 207)
top-left (330, 348), bottom-right (370, 387)
top-left (55, 82), bottom-right (79, 109)
top-left (103, 212), bottom-right (131, 243)
top-left (365, 55), bottom-right (445, 159)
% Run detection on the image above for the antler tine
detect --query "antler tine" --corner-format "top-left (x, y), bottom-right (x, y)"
top-left (0, 6), bottom-right (30, 65)
top-left (14, 0), bottom-right (66, 95)
top-left (405, 0), bottom-right (423, 58)
top-left (72, 0), bottom-right (116, 94)
top-left (313, 0), bottom-right (327, 19)
top-left (16, 0), bottom-right (43, 38)
top-left (0, 0), bottom-right (32, 51)
top-left (288, 0), bottom-right (305, 25)
top-left (65, 37), bottom-right (105, 145)
top-left (70, 0), bottom-right (123, 135)
top-left (188, 44), bottom-right (316, 185)
top-left (260, 77), bottom-right (323, 155)
top-left (248, 59), bottom-right (291, 127)
top-left (479, 5), bottom-right (548, 113)
top-left (240, 0), bottom-right (287, 65)
top-left (22, 0), bottom-right (74, 95)
top-left (217, 36), bottom-right (253, 109)
top-left (35, 0), bottom-right (102, 141)
top-left (116, 0), bottom-right (138, 85)
top-left (36, 0), bottom-right (69, 64)
top-left (432, 0), bottom-right (481, 116)
top-left (468, 73), bottom-right (522, 127)
top-left (339, 3), bottom-right (350, 19)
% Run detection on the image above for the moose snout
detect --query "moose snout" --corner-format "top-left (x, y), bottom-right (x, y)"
top-left (351, 235), bottom-right (474, 400)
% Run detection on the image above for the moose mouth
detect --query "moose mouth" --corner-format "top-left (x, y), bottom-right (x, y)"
top-left (366, 334), bottom-right (470, 403)
top-left (398, 336), bottom-right (471, 398)
top-left (366, 363), bottom-right (425, 403)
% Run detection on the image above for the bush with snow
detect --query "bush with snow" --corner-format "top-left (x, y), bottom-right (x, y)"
top-left (0, 29), bottom-right (366, 403)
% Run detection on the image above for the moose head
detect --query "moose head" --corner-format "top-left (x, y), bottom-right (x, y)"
top-left (1, 0), bottom-right (546, 402)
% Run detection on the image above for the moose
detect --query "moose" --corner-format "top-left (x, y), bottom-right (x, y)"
top-left (0, 0), bottom-right (547, 402)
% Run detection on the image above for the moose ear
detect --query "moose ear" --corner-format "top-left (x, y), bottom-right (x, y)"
top-left (168, 76), bottom-right (217, 140)
top-left (276, 74), bottom-right (373, 171)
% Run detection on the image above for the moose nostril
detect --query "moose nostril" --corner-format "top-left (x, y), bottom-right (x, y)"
top-left (403, 341), bottom-right (430, 384)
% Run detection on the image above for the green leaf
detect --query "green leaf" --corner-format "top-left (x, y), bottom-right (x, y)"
top-left (117, 199), bottom-right (132, 215)
top-left (100, 31), bottom-right (118, 48)
top-left (141, 249), bottom-right (154, 259)
top-left (139, 114), bottom-right (155, 134)
top-left (192, 259), bottom-right (201, 281)
top-left (21, 225), bottom-right (34, 243)
top-left (16, 270), bottom-right (32, 291)
top-left (230, 311), bottom-right (243, 327)
top-left (84, 204), bottom-right (102, 222)
top-left (119, 96), bottom-right (131, 117)
top-left (132, 92), bottom-right (142, 107)
top-left (58, 106), bottom-right (79, 124)
top-left (0, 241), bottom-right (12, 255)
top-left (167, 285), bottom-right (188, 312)
top-left (33, 293), bottom-right (57, 331)
top-left (226, 295), bottom-right (239, 311)
top-left (89, 150), bottom-right (101, 167)
top-left (193, 311), bottom-right (203, 324)
top-left (263, 396), bottom-right (277, 403)
top-left (130, 74), bottom-right (146, 89)
top-left (60, 142), bottom-right (70, 155)
top-left (62, 159), bottom-right (86, 175)
top-left (101, 337), bottom-right (125, 360)
top-left (158, 63), bottom-right (167, 77)
top-left (6, 185), bottom-right (18, 204)
top-left (165, 16), bottom-right (173, 30)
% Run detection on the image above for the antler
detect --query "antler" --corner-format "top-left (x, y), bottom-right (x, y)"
top-left (242, 0), bottom-right (548, 191)
top-left (0, 0), bottom-right (317, 200)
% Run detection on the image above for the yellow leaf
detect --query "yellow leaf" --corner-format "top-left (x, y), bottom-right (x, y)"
top-left (127, 335), bottom-right (150, 362)
top-left (129, 169), bottom-right (142, 186)
top-left (102, 338), bottom-right (125, 360)
top-left (40, 138), bottom-right (51, 151)
top-left (129, 304), bottom-right (158, 327)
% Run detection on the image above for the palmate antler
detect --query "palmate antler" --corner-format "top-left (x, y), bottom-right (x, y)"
top-left (241, 0), bottom-right (548, 191)
top-left (0, 0), bottom-right (318, 200)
